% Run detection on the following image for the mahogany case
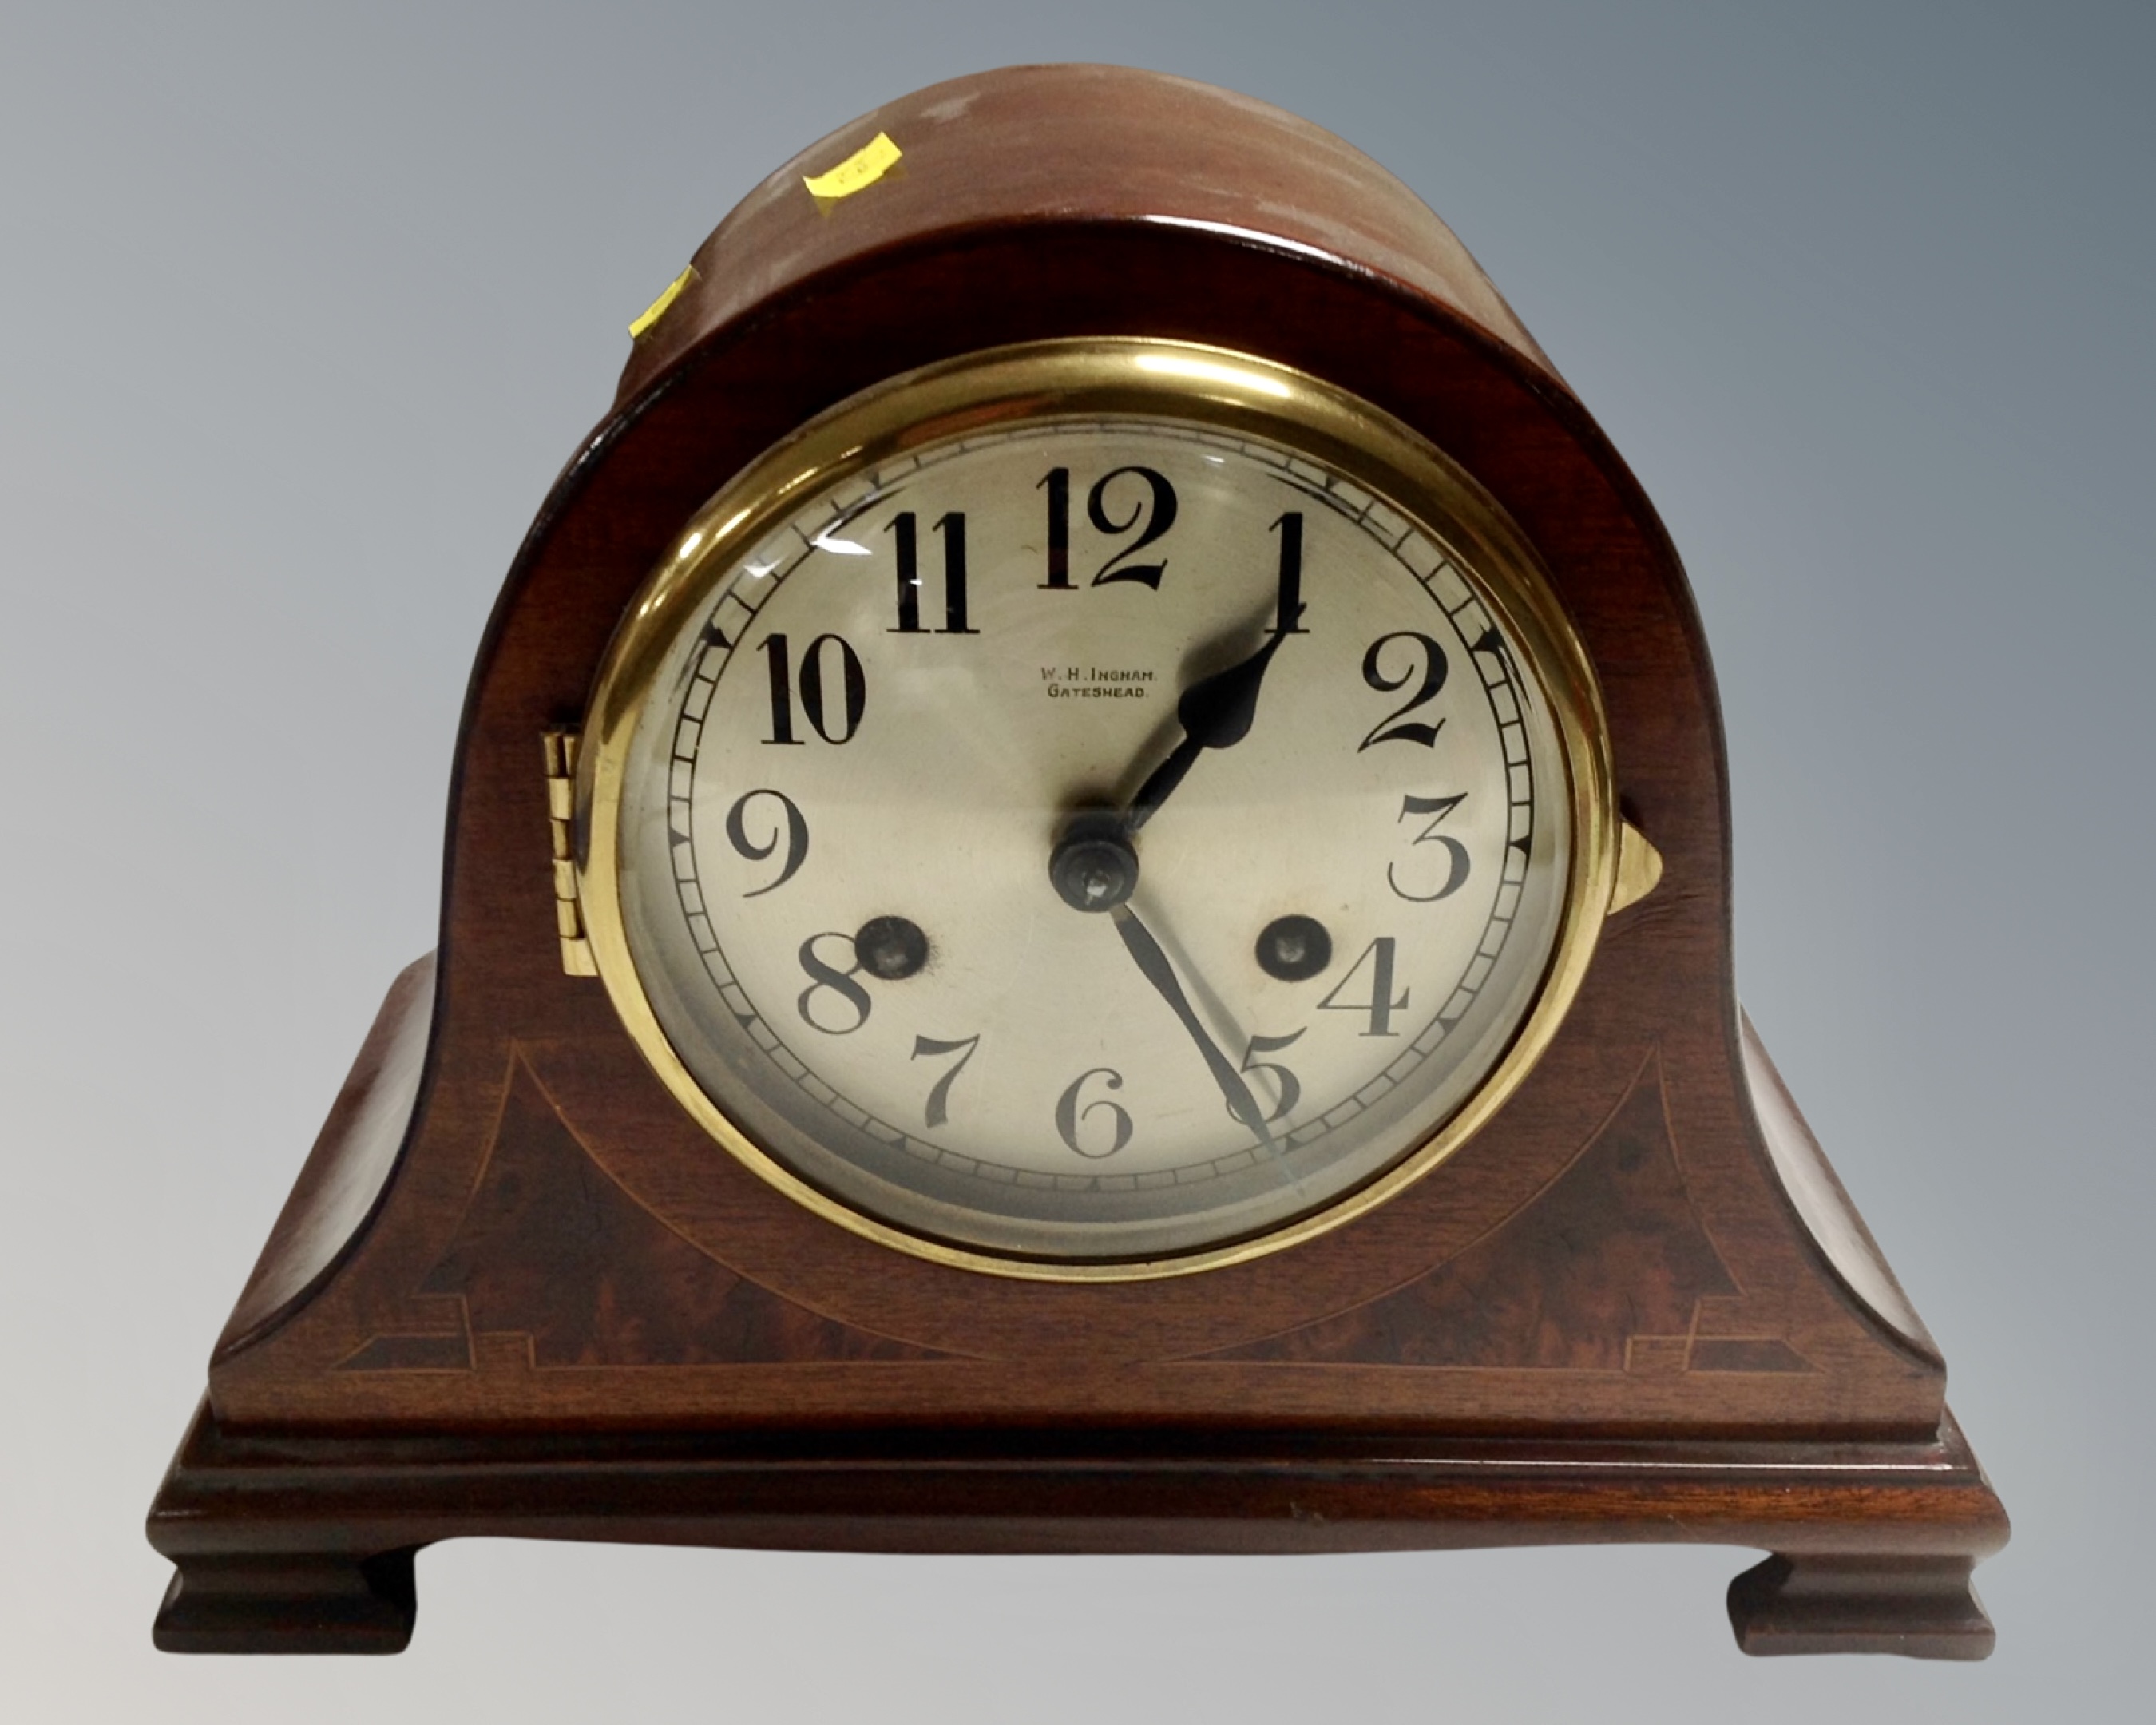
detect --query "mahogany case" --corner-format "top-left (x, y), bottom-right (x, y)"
top-left (146, 65), bottom-right (2007, 1659)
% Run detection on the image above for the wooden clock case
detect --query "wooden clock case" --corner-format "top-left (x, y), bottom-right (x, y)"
top-left (147, 65), bottom-right (2007, 1658)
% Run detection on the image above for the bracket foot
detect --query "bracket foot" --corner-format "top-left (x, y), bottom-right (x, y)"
top-left (153, 1549), bottom-right (418, 1654)
top-left (1727, 1552), bottom-right (1994, 1659)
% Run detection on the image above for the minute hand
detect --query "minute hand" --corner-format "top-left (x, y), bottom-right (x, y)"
top-left (1110, 904), bottom-right (1274, 1147)
top-left (1126, 624), bottom-right (1298, 831)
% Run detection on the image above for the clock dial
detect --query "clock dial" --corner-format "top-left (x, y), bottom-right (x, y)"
top-left (580, 341), bottom-right (1614, 1271)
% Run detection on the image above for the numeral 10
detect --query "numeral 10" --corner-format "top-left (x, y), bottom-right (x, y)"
top-left (762, 633), bottom-right (866, 745)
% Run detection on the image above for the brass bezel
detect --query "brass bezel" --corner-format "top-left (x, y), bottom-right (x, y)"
top-left (576, 338), bottom-right (1618, 1281)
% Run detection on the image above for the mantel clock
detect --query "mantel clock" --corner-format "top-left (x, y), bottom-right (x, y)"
top-left (147, 65), bottom-right (2007, 1658)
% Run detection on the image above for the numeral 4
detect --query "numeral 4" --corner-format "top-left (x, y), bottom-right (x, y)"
top-left (1318, 938), bottom-right (1408, 1037)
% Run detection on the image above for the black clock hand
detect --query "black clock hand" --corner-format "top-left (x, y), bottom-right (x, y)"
top-left (1126, 611), bottom-right (1302, 832)
top-left (1110, 903), bottom-right (1274, 1147)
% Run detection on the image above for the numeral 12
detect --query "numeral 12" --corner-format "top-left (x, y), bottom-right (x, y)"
top-left (1037, 466), bottom-right (1178, 589)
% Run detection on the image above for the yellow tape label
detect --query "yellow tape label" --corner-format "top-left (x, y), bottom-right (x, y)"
top-left (802, 132), bottom-right (902, 200)
top-left (628, 266), bottom-right (697, 339)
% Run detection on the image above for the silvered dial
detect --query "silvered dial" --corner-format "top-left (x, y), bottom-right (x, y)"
top-left (581, 343), bottom-right (1611, 1271)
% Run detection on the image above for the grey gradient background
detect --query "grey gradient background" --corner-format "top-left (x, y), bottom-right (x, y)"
top-left (2, 2), bottom-right (2148, 1719)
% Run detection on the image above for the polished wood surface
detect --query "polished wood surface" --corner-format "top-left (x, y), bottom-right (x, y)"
top-left (151, 1399), bottom-right (2004, 1657)
top-left (149, 64), bottom-right (2005, 1656)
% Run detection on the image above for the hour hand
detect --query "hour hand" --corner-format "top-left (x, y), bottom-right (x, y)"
top-left (1110, 904), bottom-right (1274, 1148)
top-left (1126, 616), bottom-right (1299, 831)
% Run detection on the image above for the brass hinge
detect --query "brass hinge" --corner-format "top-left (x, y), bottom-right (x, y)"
top-left (542, 729), bottom-right (597, 977)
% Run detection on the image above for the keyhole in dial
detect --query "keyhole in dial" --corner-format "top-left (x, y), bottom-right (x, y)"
top-left (1255, 915), bottom-right (1332, 981)
top-left (854, 914), bottom-right (929, 980)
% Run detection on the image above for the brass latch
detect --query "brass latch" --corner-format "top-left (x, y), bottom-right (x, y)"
top-left (1611, 818), bottom-right (1665, 914)
top-left (542, 730), bottom-right (597, 977)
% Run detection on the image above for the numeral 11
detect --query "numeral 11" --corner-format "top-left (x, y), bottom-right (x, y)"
top-left (887, 511), bottom-right (979, 635)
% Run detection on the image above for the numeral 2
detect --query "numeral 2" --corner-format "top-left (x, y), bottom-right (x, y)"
top-left (1358, 632), bottom-right (1448, 750)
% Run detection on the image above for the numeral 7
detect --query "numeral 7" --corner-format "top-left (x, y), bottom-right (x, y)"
top-left (910, 1033), bottom-right (981, 1128)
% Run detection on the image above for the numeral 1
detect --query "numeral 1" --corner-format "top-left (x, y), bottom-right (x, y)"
top-left (888, 511), bottom-right (978, 634)
top-left (1271, 512), bottom-right (1307, 633)
top-left (889, 512), bottom-right (921, 632)
top-left (1038, 468), bottom-right (1072, 589)
top-left (762, 633), bottom-right (798, 744)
